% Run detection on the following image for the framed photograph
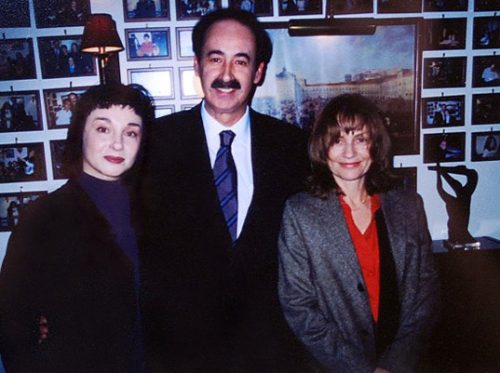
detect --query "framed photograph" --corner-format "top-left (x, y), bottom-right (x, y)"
top-left (124, 0), bottom-right (169, 22)
top-left (473, 16), bottom-right (500, 49)
top-left (328, 0), bottom-right (372, 15)
top-left (422, 95), bottom-right (465, 129)
top-left (0, 142), bottom-right (47, 183)
top-left (126, 28), bottom-right (171, 61)
top-left (423, 0), bottom-right (468, 12)
top-left (34, 0), bottom-right (90, 28)
top-left (43, 87), bottom-right (89, 129)
top-left (0, 90), bottom-right (42, 132)
top-left (49, 140), bottom-right (66, 179)
top-left (471, 130), bottom-right (500, 161)
top-left (474, 0), bottom-right (498, 11)
top-left (38, 35), bottom-right (95, 79)
top-left (155, 104), bottom-right (175, 118)
top-left (176, 27), bottom-right (194, 60)
top-left (253, 18), bottom-right (422, 155)
top-left (0, 0), bottom-right (30, 27)
top-left (0, 191), bottom-right (47, 231)
top-left (423, 57), bottom-right (466, 89)
top-left (128, 67), bottom-right (174, 99)
top-left (179, 67), bottom-right (201, 99)
top-left (176, 0), bottom-right (222, 20)
top-left (423, 18), bottom-right (466, 50)
top-left (472, 55), bottom-right (500, 87)
top-left (391, 166), bottom-right (417, 192)
top-left (377, 0), bottom-right (422, 13)
top-left (0, 38), bottom-right (36, 81)
top-left (423, 132), bottom-right (465, 164)
top-left (229, 0), bottom-right (273, 16)
top-left (472, 93), bottom-right (500, 125)
top-left (279, 0), bottom-right (322, 16)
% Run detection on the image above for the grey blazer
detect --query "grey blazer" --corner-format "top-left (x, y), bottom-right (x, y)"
top-left (278, 189), bottom-right (439, 373)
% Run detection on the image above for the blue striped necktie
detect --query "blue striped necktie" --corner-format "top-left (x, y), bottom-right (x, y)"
top-left (213, 130), bottom-right (238, 243)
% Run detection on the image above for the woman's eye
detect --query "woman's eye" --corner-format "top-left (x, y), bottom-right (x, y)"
top-left (125, 130), bottom-right (139, 138)
top-left (96, 126), bottom-right (108, 133)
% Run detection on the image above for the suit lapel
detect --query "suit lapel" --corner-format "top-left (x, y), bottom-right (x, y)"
top-left (380, 192), bottom-right (405, 281)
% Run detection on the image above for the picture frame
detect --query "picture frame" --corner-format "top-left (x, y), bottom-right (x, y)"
top-left (181, 104), bottom-right (196, 110)
top-left (471, 130), bottom-right (500, 162)
top-left (472, 55), bottom-right (500, 88)
top-left (377, 0), bottom-right (422, 13)
top-left (0, 38), bottom-right (36, 81)
top-left (423, 132), bottom-right (465, 164)
top-left (471, 93), bottom-right (500, 125)
top-left (179, 66), bottom-right (201, 99)
top-left (327, 0), bottom-right (372, 15)
top-left (0, 90), bottom-right (42, 132)
top-left (0, 142), bottom-right (47, 183)
top-left (423, 18), bottom-right (467, 50)
top-left (0, 0), bottom-right (30, 27)
top-left (473, 16), bottom-right (500, 50)
top-left (123, 0), bottom-right (169, 22)
top-left (176, 0), bottom-right (222, 20)
top-left (0, 191), bottom-right (47, 231)
top-left (128, 67), bottom-right (174, 99)
top-left (50, 140), bottom-right (66, 180)
top-left (391, 166), bottom-right (417, 192)
top-left (423, 0), bottom-right (468, 12)
top-left (423, 57), bottom-right (467, 89)
top-left (228, 0), bottom-right (273, 17)
top-left (254, 18), bottom-right (422, 155)
top-left (34, 0), bottom-right (91, 28)
top-left (422, 95), bottom-right (465, 129)
top-left (474, 0), bottom-right (498, 11)
top-left (125, 28), bottom-right (171, 61)
top-left (176, 27), bottom-right (194, 60)
top-left (155, 104), bottom-right (175, 118)
top-left (43, 86), bottom-right (89, 129)
top-left (279, 0), bottom-right (322, 16)
top-left (38, 35), bottom-right (96, 79)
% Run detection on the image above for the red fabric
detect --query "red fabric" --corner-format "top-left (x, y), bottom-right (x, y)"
top-left (339, 194), bottom-right (381, 322)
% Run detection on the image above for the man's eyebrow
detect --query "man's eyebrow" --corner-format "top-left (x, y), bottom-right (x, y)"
top-left (206, 50), bottom-right (251, 61)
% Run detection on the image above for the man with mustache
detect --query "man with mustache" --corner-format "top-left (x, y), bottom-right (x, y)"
top-left (140, 8), bottom-right (311, 373)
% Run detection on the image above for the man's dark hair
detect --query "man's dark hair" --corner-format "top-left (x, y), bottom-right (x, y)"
top-left (192, 8), bottom-right (273, 67)
top-left (62, 83), bottom-right (155, 181)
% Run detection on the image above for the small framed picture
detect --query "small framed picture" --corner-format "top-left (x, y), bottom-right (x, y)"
top-left (125, 28), bottom-right (171, 61)
top-left (471, 130), bottom-right (500, 161)
top-left (176, 0), bottom-right (222, 20)
top-left (176, 27), bottom-right (194, 60)
top-left (179, 67), bottom-right (201, 99)
top-left (423, 132), bottom-right (465, 164)
top-left (423, 18), bottom-right (466, 50)
top-left (472, 93), bottom-right (500, 125)
top-left (328, 0), bottom-right (372, 15)
top-left (0, 0), bottom-right (30, 27)
top-left (279, 0), bottom-right (322, 16)
top-left (422, 95), bottom-right (465, 129)
top-left (128, 67), bottom-right (174, 99)
top-left (155, 104), bottom-right (175, 118)
top-left (34, 0), bottom-right (90, 28)
top-left (0, 90), bottom-right (42, 132)
top-left (0, 191), bottom-right (47, 231)
top-left (124, 0), bottom-right (170, 22)
top-left (43, 87), bottom-right (89, 129)
top-left (423, 0), bottom-right (468, 12)
top-left (473, 17), bottom-right (500, 50)
top-left (0, 142), bottom-right (47, 183)
top-left (474, 0), bottom-right (498, 11)
top-left (49, 140), bottom-right (66, 180)
top-left (38, 35), bottom-right (95, 79)
top-left (423, 57), bottom-right (467, 89)
top-left (472, 55), bottom-right (500, 87)
top-left (228, 0), bottom-right (273, 16)
top-left (0, 38), bottom-right (36, 81)
top-left (391, 166), bottom-right (417, 192)
top-left (377, 0), bottom-right (422, 13)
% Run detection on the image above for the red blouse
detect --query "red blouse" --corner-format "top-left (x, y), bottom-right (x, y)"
top-left (339, 194), bottom-right (381, 322)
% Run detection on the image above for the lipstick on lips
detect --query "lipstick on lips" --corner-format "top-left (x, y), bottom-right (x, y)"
top-left (104, 155), bottom-right (125, 164)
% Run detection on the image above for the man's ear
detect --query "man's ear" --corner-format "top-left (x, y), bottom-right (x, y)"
top-left (253, 62), bottom-right (266, 86)
top-left (194, 56), bottom-right (200, 77)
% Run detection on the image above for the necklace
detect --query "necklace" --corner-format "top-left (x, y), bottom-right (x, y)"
top-left (345, 194), bottom-right (370, 211)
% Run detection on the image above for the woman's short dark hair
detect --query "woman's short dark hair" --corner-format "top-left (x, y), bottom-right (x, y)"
top-left (308, 93), bottom-right (394, 198)
top-left (62, 83), bottom-right (155, 181)
top-left (192, 8), bottom-right (272, 67)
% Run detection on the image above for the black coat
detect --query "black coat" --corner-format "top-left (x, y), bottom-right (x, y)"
top-left (0, 180), bottom-right (138, 372)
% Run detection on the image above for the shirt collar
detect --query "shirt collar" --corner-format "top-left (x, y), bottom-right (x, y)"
top-left (201, 101), bottom-right (251, 145)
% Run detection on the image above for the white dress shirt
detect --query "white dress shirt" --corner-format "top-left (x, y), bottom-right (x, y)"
top-left (201, 102), bottom-right (254, 237)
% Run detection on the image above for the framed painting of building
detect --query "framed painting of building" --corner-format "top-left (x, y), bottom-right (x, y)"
top-left (253, 18), bottom-right (422, 155)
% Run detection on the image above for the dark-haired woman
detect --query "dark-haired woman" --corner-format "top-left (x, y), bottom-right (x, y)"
top-left (278, 94), bottom-right (439, 373)
top-left (0, 83), bottom-right (154, 372)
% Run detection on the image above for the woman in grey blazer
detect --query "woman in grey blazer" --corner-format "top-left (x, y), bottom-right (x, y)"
top-left (278, 94), bottom-right (439, 373)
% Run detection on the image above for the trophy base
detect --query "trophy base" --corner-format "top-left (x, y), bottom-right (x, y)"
top-left (444, 240), bottom-right (481, 251)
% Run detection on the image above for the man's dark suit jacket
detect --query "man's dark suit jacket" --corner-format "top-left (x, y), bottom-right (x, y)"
top-left (140, 104), bottom-right (312, 373)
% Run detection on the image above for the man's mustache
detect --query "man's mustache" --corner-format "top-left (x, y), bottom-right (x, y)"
top-left (211, 79), bottom-right (241, 89)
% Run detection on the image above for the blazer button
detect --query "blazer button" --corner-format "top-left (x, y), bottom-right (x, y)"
top-left (357, 283), bottom-right (364, 292)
